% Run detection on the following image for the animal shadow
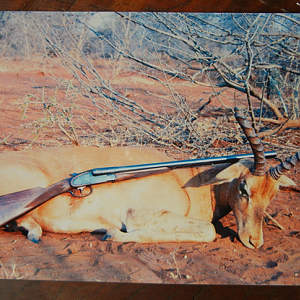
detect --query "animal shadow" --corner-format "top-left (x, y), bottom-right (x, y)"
top-left (214, 220), bottom-right (237, 243)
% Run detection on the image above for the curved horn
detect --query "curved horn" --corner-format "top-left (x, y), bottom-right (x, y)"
top-left (234, 108), bottom-right (266, 176)
top-left (269, 151), bottom-right (300, 180)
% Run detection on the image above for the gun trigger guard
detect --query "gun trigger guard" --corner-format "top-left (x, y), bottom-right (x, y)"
top-left (70, 186), bottom-right (93, 198)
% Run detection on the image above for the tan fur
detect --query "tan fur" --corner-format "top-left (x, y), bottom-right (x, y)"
top-left (0, 146), bottom-right (298, 248)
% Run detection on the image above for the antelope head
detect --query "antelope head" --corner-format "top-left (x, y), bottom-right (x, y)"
top-left (215, 108), bottom-right (299, 249)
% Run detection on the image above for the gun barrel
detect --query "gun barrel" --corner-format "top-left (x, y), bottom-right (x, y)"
top-left (91, 151), bottom-right (277, 176)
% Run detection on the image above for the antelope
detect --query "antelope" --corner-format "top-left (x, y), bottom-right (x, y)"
top-left (0, 108), bottom-right (299, 249)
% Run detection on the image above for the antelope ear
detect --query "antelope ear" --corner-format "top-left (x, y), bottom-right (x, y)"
top-left (209, 161), bottom-right (251, 185)
top-left (278, 175), bottom-right (300, 193)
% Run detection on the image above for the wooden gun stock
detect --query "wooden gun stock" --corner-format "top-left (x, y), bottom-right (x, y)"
top-left (0, 179), bottom-right (72, 228)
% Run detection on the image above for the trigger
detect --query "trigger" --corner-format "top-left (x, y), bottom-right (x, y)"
top-left (70, 186), bottom-right (93, 198)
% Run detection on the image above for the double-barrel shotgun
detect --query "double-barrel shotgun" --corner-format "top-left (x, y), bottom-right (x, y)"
top-left (0, 151), bottom-right (277, 227)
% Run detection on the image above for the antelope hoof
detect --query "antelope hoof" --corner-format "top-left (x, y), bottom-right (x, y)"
top-left (27, 232), bottom-right (41, 243)
top-left (26, 225), bottom-right (42, 243)
top-left (16, 216), bottom-right (43, 243)
top-left (102, 228), bottom-right (119, 241)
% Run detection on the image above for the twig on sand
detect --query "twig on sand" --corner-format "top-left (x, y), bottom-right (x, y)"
top-left (264, 212), bottom-right (285, 230)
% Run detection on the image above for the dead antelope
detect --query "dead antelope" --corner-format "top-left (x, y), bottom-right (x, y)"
top-left (0, 108), bottom-right (299, 248)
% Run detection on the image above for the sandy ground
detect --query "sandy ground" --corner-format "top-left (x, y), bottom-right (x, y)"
top-left (0, 58), bottom-right (299, 285)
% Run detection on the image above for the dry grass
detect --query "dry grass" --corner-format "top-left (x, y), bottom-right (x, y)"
top-left (0, 260), bottom-right (26, 280)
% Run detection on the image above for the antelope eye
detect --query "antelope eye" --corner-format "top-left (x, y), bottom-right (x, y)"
top-left (239, 180), bottom-right (249, 199)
